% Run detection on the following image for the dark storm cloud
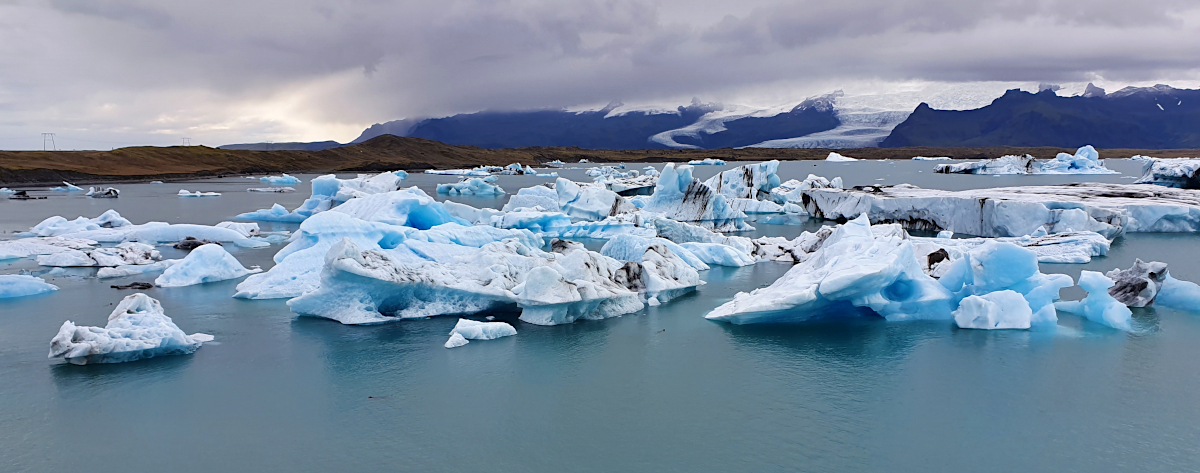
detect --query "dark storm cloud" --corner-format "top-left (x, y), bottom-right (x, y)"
top-left (0, 0), bottom-right (1198, 148)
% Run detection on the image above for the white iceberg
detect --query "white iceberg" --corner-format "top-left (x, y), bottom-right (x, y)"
top-left (97, 259), bottom-right (180, 279)
top-left (798, 181), bottom-right (1200, 238)
top-left (26, 209), bottom-right (131, 237)
top-left (449, 318), bottom-right (517, 341)
top-left (1055, 271), bottom-right (1133, 331)
top-left (913, 230), bottom-right (1111, 264)
top-left (86, 187), bottom-right (120, 198)
top-left (247, 187), bottom-right (295, 193)
top-left (912, 156), bottom-right (951, 161)
top-left (953, 290), bottom-right (1034, 330)
top-left (444, 333), bottom-right (470, 348)
top-left (935, 146), bottom-right (1116, 175)
top-left (826, 152), bottom-right (858, 162)
top-left (553, 178), bottom-right (636, 221)
top-left (1158, 274), bottom-right (1200, 312)
top-left (1134, 157), bottom-right (1200, 188)
top-left (436, 176), bottom-right (505, 195)
top-left (768, 174), bottom-right (842, 205)
top-left (0, 237), bottom-right (97, 261)
top-left (688, 158), bottom-right (726, 165)
top-left (260, 174), bottom-right (299, 185)
top-left (36, 242), bottom-right (161, 267)
top-left (154, 244), bottom-right (261, 287)
top-left (0, 274), bottom-right (58, 298)
top-left (48, 293), bottom-right (213, 365)
top-left (178, 189), bottom-right (221, 197)
top-left (25, 211), bottom-right (266, 248)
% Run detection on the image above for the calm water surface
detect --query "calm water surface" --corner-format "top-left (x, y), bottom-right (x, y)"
top-left (2, 160), bottom-right (1198, 472)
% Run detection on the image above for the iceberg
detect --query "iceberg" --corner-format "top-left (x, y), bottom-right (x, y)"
top-left (449, 318), bottom-right (517, 342)
top-left (48, 293), bottom-right (214, 365)
top-left (935, 146), bottom-right (1117, 175)
top-left (50, 182), bottom-right (85, 192)
top-left (705, 215), bottom-right (1072, 325)
top-left (436, 176), bottom-right (505, 195)
top-left (154, 244), bottom-right (261, 287)
top-left (0, 274), bottom-right (59, 298)
top-left (178, 189), bottom-right (221, 197)
top-left (86, 187), bottom-right (120, 198)
top-left (247, 187), bottom-right (295, 193)
top-left (688, 158), bottom-right (726, 165)
top-left (798, 182), bottom-right (1200, 238)
top-left (912, 156), bottom-right (951, 161)
top-left (26, 209), bottom-right (131, 237)
top-left (638, 163), bottom-right (752, 232)
top-left (826, 152), bottom-right (858, 162)
top-left (97, 259), bottom-right (180, 279)
top-left (913, 230), bottom-right (1111, 264)
top-left (554, 178), bottom-right (636, 221)
top-left (260, 174), bottom-right (300, 185)
top-left (702, 160), bottom-right (781, 200)
top-left (1134, 158), bottom-right (1200, 188)
top-left (953, 290), bottom-right (1034, 330)
top-left (215, 221), bottom-right (260, 238)
top-left (287, 235), bottom-right (697, 326)
top-left (768, 174), bottom-right (842, 205)
top-left (234, 209), bottom-right (532, 300)
top-left (0, 237), bottom-right (97, 261)
top-left (601, 234), bottom-right (711, 270)
top-left (1157, 275), bottom-right (1200, 312)
top-left (444, 332), bottom-right (470, 348)
top-left (1055, 271), bottom-right (1133, 331)
top-left (238, 171), bottom-right (406, 222)
top-left (36, 242), bottom-right (161, 267)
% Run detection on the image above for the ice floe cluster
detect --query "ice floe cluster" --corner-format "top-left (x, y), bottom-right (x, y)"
top-left (935, 146), bottom-right (1117, 175)
top-left (13, 154), bottom-right (1200, 367)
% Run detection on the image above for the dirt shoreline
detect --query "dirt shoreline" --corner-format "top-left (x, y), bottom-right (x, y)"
top-left (2, 134), bottom-right (1192, 186)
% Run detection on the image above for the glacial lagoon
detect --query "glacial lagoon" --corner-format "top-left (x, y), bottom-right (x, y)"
top-left (3, 159), bottom-right (1200, 472)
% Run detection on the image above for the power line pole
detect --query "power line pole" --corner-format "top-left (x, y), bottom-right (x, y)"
top-left (182, 137), bottom-right (192, 146)
top-left (42, 133), bottom-right (56, 151)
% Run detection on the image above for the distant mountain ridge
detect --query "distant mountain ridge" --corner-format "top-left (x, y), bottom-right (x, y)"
top-left (881, 84), bottom-right (1200, 149)
top-left (351, 97), bottom-right (840, 150)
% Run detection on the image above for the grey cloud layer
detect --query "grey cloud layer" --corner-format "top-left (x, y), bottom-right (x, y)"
top-left (1, 0), bottom-right (1198, 148)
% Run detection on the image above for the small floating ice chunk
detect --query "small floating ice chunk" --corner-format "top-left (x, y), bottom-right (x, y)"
top-left (688, 158), bottom-right (726, 165)
top-left (444, 333), bottom-right (469, 348)
top-left (953, 290), bottom-right (1033, 329)
top-left (913, 156), bottom-right (951, 161)
top-left (48, 293), bottom-right (213, 365)
top-left (1055, 271), bottom-right (1133, 331)
top-left (825, 152), bottom-right (858, 162)
top-left (50, 182), bottom-right (85, 192)
top-left (247, 187), bottom-right (295, 193)
top-left (260, 174), bottom-right (299, 185)
top-left (86, 187), bottom-right (120, 198)
top-left (0, 274), bottom-right (59, 298)
top-left (178, 189), bottom-right (221, 197)
top-left (97, 260), bottom-right (180, 279)
top-left (154, 244), bottom-right (261, 287)
top-left (450, 318), bottom-right (517, 341)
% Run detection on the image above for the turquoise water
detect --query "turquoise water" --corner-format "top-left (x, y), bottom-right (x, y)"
top-left (2, 160), bottom-right (1199, 472)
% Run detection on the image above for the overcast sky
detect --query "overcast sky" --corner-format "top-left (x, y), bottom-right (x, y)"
top-left (1, 0), bottom-right (1199, 149)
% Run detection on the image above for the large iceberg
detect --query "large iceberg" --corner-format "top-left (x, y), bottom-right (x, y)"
top-left (48, 293), bottom-right (214, 365)
top-left (638, 163), bottom-right (752, 232)
top-left (702, 160), bottom-right (781, 200)
top-left (233, 207), bottom-right (529, 300)
top-left (287, 234), bottom-right (699, 326)
top-left (0, 274), bottom-right (59, 298)
top-left (798, 182), bottom-right (1200, 238)
top-left (1055, 271), bottom-right (1133, 331)
top-left (1134, 158), bottom-right (1200, 189)
top-left (154, 244), bottom-right (261, 287)
top-left (22, 210), bottom-right (265, 248)
top-left (913, 229), bottom-right (1111, 264)
top-left (705, 215), bottom-right (1072, 326)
